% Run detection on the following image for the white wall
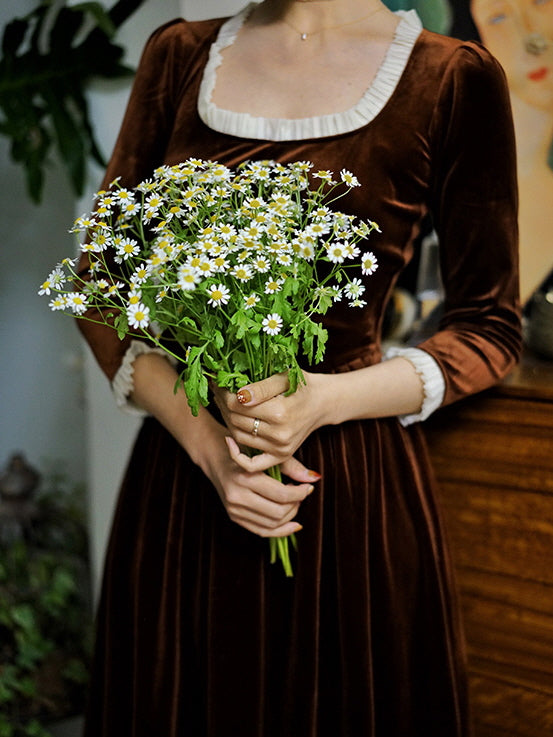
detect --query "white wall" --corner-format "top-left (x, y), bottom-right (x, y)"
top-left (0, 0), bottom-right (86, 488)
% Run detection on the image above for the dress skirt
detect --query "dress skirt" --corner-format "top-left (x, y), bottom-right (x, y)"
top-left (84, 411), bottom-right (471, 737)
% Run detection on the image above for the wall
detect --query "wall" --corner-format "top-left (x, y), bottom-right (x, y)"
top-left (0, 0), bottom-right (86, 489)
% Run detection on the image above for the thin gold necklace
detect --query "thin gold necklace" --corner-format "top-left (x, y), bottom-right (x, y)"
top-left (282, 6), bottom-right (384, 41)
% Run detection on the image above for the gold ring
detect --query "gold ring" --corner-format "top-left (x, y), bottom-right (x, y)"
top-left (252, 417), bottom-right (260, 437)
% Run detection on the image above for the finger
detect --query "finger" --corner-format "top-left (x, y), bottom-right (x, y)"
top-left (225, 436), bottom-right (282, 474)
top-left (235, 516), bottom-right (304, 539)
top-left (225, 438), bottom-right (315, 503)
top-left (280, 456), bottom-right (322, 484)
top-left (236, 372), bottom-right (290, 407)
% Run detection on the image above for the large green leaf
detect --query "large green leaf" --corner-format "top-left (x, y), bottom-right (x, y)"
top-left (0, 0), bottom-right (148, 203)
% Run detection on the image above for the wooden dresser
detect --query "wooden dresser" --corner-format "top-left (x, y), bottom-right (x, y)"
top-left (424, 354), bottom-right (553, 737)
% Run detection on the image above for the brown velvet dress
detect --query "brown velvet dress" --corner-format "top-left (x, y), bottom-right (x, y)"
top-left (80, 13), bottom-right (521, 737)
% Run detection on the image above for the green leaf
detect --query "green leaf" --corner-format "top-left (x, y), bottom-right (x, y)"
top-left (0, 0), bottom-right (146, 202)
top-left (114, 312), bottom-right (128, 340)
top-left (10, 604), bottom-right (35, 633)
top-left (72, 2), bottom-right (118, 37)
top-left (183, 346), bottom-right (208, 416)
top-left (0, 713), bottom-right (14, 737)
top-left (286, 364), bottom-right (305, 395)
top-left (24, 720), bottom-right (53, 737)
top-left (42, 87), bottom-right (86, 195)
top-left (215, 370), bottom-right (250, 391)
top-left (1, 18), bottom-right (27, 58)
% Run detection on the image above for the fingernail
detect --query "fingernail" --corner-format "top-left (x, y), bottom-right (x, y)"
top-left (308, 469), bottom-right (322, 480)
top-left (237, 388), bottom-right (252, 404)
top-left (294, 524), bottom-right (303, 532)
top-left (306, 485), bottom-right (315, 495)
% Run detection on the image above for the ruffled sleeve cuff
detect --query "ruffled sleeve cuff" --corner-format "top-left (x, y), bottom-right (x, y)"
top-left (384, 346), bottom-right (445, 426)
top-left (111, 339), bottom-right (177, 416)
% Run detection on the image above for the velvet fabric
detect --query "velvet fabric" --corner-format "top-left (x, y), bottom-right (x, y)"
top-left (81, 16), bottom-right (521, 737)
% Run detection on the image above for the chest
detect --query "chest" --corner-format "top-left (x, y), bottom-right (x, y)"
top-left (211, 35), bottom-right (391, 120)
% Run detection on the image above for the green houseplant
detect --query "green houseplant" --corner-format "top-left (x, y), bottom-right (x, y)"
top-left (0, 462), bottom-right (92, 737)
top-left (0, 0), bottom-right (147, 203)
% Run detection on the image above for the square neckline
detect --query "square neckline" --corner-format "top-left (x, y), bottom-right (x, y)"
top-left (197, 3), bottom-right (423, 141)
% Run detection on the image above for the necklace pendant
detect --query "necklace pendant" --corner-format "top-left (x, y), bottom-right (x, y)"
top-left (300, 32), bottom-right (308, 40)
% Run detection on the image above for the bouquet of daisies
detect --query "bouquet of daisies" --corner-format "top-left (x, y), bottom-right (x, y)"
top-left (40, 158), bottom-right (379, 575)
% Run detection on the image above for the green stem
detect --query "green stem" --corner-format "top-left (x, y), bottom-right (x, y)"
top-left (266, 464), bottom-right (297, 577)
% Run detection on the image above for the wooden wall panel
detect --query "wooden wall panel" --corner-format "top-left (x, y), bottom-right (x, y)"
top-left (424, 357), bottom-right (553, 737)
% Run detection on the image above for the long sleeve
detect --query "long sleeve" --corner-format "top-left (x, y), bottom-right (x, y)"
top-left (417, 42), bottom-right (522, 406)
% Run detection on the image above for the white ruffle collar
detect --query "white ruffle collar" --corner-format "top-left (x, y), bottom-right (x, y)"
top-left (197, 4), bottom-right (423, 141)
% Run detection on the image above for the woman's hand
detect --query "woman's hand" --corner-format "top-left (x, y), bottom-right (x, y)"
top-left (212, 371), bottom-right (329, 472)
top-left (200, 429), bottom-right (316, 538)
top-left (130, 351), bottom-right (316, 537)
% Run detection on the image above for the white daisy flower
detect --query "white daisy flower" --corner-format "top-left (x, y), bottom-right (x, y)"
top-left (276, 253), bottom-right (293, 266)
top-left (196, 259), bottom-right (217, 277)
top-left (244, 293), bottom-right (260, 310)
top-left (210, 164), bottom-right (232, 182)
top-left (290, 161), bottom-right (313, 174)
top-left (344, 278), bottom-right (366, 299)
top-left (213, 255), bottom-right (229, 272)
top-left (155, 288), bottom-right (168, 303)
top-left (306, 221), bottom-right (330, 237)
top-left (127, 302), bottom-right (150, 329)
top-left (326, 242), bottom-right (348, 263)
top-left (207, 284), bottom-right (231, 307)
top-left (361, 251), bottom-right (378, 275)
top-left (299, 242), bottom-right (315, 260)
top-left (244, 196), bottom-right (265, 210)
top-left (121, 201), bottom-right (140, 218)
top-left (49, 296), bottom-right (67, 311)
top-left (66, 292), bottom-right (89, 315)
top-left (340, 169), bottom-right (361, 188)
top-left (107, 281), bottom-right (125, 295)
top-left (313, 170), bottom-right (336, 184)
top-left (38, 279), bottom-right (53, 296)
top-left (115, 188), bottom-right (134, 203)
top-left (177, 265), bottom-right (201, 291)
top-left (349, 298), bottom-right (367, 308)
top-left (127, 289), bottom-right (142, 306)
top-left (130, 263), bottom-right (151, 286)
top-left (253, 212), bottom-right (269, 226)
top-left (91, 232), bottom-right (110, 251)
top-left (231, 265), bottom-right (253, 281)
top-left (240, 225), bottom-right (264, 240)
top-left (265, 223), bottom-right (283, 241)
top-left (136, 179), bottom-right (155, 193)
top-left (264, 277), bottom-right (284, 294)
top-left (217, 223), bottom-right (237, 241)
top-left (145, 194), bottom-right (164, 212)
top-left (116, 238), bottom-right (139, 261)
top-left (253, 257), bottom-right (271, 273)
top-left (344, 243), bottom-right (360, 259)
top-left (312, 206), bottom-right (332, 220)
top-left (71, 214), bottom-right (96, 232)
top-left (262, 313), bottom-right (283, 336)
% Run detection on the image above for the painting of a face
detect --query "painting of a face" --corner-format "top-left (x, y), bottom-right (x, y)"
top-left (470, 0), bottom-right (553, 110)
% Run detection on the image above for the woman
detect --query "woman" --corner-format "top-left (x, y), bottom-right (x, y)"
top-left (79, 1), bottom-right (521, 735)
top-left (470, 0), bottom-right (553, 301)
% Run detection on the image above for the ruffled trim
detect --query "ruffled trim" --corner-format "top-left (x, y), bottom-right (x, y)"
top-left (112, 340), bottom-right (177, 416)
top-left (198, 5), bottom-right (423, 141)
top-left (384, 346), bottom-right (445, 426)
